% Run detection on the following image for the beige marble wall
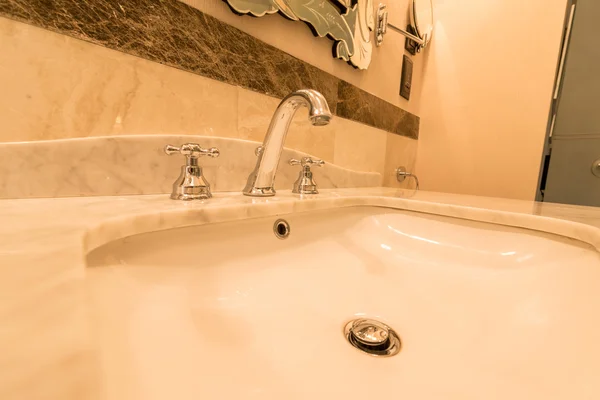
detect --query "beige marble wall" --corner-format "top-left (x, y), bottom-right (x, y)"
top-left (0, 135), bottom-right (383, 199)
top-left (0, 17), bottom-right (417, 188)
top-left (0, 16), bottom-right (239, 141)
top-left (182, 0), bottom-right (423, 116)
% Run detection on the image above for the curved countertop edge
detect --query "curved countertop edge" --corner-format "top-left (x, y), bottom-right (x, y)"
top-left (78, 189), bottom-right (600, 257)
top-left (2, 187), bottom-right (600, 281)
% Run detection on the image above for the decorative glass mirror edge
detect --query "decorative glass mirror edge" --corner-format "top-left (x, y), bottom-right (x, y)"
top-left (222, 0), bottom-right (434, 70)
top-left (222, 0), bottom-right (376, 70)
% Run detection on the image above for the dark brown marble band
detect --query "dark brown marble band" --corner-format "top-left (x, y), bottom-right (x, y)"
top-left (0, 0), bottom-right (419, 138)
top-left (337, 82), bottom-right (420, 139)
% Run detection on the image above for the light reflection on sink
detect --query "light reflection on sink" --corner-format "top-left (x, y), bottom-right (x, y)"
top-left (85, 206), bottom-right (600, 400)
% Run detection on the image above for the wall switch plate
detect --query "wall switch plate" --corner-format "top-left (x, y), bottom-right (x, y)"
top-left (400, 55), bottom-right (413, 100)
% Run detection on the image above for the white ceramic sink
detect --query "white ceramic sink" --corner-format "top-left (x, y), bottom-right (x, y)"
top-left (85, 206), bottom-right (600, 400)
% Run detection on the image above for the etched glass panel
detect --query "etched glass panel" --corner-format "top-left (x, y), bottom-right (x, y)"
top-left (223, 0), bottom-right (374, 70)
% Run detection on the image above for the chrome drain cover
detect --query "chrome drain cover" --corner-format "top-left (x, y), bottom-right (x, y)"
top-left (273, 219), bottom-right (290, 239)
top-left (344, 318), bottom-right (401, 357)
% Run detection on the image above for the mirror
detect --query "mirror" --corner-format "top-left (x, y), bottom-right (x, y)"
top-left (222, 0), bottom-right (376, 70)
top-left (411, 0), bottom-right (434, 47)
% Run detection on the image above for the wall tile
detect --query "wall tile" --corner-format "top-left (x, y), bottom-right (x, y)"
top-left (0, 0), bottom-right (420, 136)
top-left (0, 135), bottom-right (381, 199)
top-left (337, 81), bottom-right (420, 139)
top-left (0, 18), bottom-right (238, 141)
top-left (0, 0), bottom-right (341, 112)
top-left (0, 17), bottom-right (418, 190)
top-left (333, 119), bottom-right (388, 178)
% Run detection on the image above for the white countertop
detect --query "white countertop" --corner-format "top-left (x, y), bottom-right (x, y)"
top-left (2, 187), bottom-right (600, 399)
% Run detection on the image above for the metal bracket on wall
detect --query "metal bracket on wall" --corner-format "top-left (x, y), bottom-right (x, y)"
top-left (376, 3), bottom-right (425, 51)
top-left (396, 166), bottom-right (420, 190)
top-left (592, 159), bottom-right (600, 178)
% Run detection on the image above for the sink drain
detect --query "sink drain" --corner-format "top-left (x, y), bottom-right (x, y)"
top-left (344, 318), bottom-right (401, 357)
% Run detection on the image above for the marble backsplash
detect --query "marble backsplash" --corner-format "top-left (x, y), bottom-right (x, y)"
top-left (0, 0), bottom-right (419, 138)
top-left (0, 135), bottom-right (383, 199)
top-left (0, 9), bottom-right (419, 198)
top-left (0, 16), bottom-right (418, 198)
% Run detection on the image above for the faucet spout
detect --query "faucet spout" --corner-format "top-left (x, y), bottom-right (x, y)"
top-left (243, 89), bottom-right (332, 197)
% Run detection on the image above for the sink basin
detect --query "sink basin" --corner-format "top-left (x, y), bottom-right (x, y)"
top-left (85, 206), bottom-right (600, 399)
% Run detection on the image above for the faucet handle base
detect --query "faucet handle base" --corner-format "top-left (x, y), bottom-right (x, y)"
top-left (171, 192), bottom-right (211, 201)
top-left (165, 143), bottom-right (219, 201)
top-left (242, 187), bottom-right (276, 197)
top-left (289, 157), bottom-right (324, 195)
top-left (170, 165), bottom-right (213, 201)
top-left (294, 181), bottom-right (318, 195)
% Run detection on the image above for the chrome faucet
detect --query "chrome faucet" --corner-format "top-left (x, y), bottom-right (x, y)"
top-left (243, 89), bottom-right (333, 197)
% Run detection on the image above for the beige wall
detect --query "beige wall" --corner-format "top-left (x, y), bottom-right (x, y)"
top-left (182, 0), bottom-right (423, 115)
top-left (0, 17), bottom-right (416, 187)
top-left (415, 0), bottom-right (567, 200)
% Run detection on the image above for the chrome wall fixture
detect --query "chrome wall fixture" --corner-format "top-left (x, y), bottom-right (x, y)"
top-left (222, 0), bottom-right (375, 70)
top-left (376, 1), bottom-right (434, 53)
top-left (396, 166), bottom-right (420, 190)
top-left (592, 159), bottom-right (600, 179)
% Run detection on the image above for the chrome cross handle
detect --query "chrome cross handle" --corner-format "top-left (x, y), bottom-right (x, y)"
top-left (165, 143), bottom-right (220, 158)
top-left (289, 157), bottom-right (325, 167)
top-left (164, 143), bottom-right (220, 201)
top-left (288, 157), bottom-right (324, 195)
